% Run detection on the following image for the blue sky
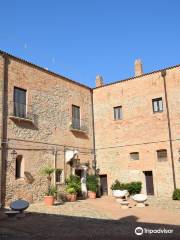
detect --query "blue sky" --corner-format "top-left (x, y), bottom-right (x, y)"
top-left (0, 0), bottom-right (180, 87)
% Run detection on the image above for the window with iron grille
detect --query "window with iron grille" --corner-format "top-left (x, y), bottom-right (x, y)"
top-left (72, 105), bottom-right (80, 129)
top-left (114, 106), bottom-right (122, 120)
top-left (152, 98), bottom-right (163, 113)
top-left (130, 152), bottom-right (139, 160)
top-left (157, 149), bottom-right (167, 161)
top-left (56, 169), bottom-right (63, 183)
top-left (14, 87), bottom-right (27, 118)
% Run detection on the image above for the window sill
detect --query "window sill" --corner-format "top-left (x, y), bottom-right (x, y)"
top-left (56, 182), bottom-right (65, 185)
top-left (15, 177), bottom-right (24, 181)
top-left (153, 111), bottom-right (163, 114)
top-left (70, 127), bottom-right (87, 134)
top-left (9, 115), bottom-right (34, 123)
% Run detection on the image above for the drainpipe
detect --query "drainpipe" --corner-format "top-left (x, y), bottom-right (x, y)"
top-left (91, 90), bottom-right (96, 175)
top-left (161, 70), bottom-right (176, 190)
top-left (53, 146), bottom-right (57, 185)
top-left (0, 53), bottom-right (9, 206)
top-left (63, 146), bottom-right (66, 182)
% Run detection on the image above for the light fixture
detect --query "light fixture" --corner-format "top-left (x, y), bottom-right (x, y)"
top-left (10, 149), bottom-right (17, 159)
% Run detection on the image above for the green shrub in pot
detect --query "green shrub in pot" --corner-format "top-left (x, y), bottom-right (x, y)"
top-left (86, 174), bottom-right (98, 199)
top-left (172, 189), bottom-right (180, 200)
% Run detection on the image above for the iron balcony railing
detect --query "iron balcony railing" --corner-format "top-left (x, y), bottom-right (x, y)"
top-left (9, 101), bottom-right (37, 125)
top-left (70, 118), bottom-right (88, 133)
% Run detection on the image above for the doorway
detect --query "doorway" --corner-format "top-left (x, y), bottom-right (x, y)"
top-left (144, 171), bottom-right (154, 195)
top-left (75, 169), bottom-right (82, 178)
top-left (100, 175), bottom-right (108, 196)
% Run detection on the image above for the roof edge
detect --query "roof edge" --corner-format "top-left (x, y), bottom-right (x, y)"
top-left (0, 50), bottom-right (91, 90)
top-left (93, 63), bottom-right (180, 90)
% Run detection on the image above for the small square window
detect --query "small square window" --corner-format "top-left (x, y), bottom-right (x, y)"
top-left (152, 98), bottom-right (163, 113)
top-left (114, 106), bottom-right (122, 120)
top-left (157, 149), bottom-right (167, 161)
top-left (130, 152), bottom-right (139, 160)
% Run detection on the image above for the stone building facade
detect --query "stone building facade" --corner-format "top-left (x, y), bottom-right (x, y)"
top-left (0, 52), bottom-right (94, 204)
top-left (0, 50), bottom-right (180, 204)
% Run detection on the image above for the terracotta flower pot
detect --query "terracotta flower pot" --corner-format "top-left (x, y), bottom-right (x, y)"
top-left (67, 194), bottom-right (77, 202)
top-left (88, 191), bottom-right (96, 199)
top-left (44, 196), bottom-right (55, 206)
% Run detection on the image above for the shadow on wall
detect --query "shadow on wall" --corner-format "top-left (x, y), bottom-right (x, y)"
top-left (24, 172), bottom-right (35, 184)
top-left (0, 212), bottom-right (179, 240)
top-left (10, 116), bottom-right (39, 130)
top-left (70, 131), bottom-right (89, 139)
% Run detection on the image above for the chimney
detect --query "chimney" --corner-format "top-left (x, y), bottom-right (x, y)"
top-left (96, 75), bottom-right (104, 87)
top-left (134, 59), bottom-right (143, 76)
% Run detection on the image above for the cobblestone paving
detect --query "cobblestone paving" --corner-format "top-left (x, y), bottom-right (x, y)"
top-left (147, 197), bottom-right (180, 213)
top-left (0, 197), bottom-right (180, 240)
top-left (28, 200), bottom-right (110, 219)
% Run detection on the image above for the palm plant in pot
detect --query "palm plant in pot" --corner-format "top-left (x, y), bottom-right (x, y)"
top-left (66, 187), bottom-right (77, 202)
top-left (86, 174), bottom-right (98, 199)
top-left (65, 175), bottom-right (81, 202)
top-left (40, 166), bottom-right (57, 206)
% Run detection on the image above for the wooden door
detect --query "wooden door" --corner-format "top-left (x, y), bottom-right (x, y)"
top-left (100, 175), bottom-right (108, 195)
top-left (144, 171), bottom-right (154, 195)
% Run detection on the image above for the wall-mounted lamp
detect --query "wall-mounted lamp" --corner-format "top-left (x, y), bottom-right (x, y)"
top-left (11, 149), bottom-right (17, 160)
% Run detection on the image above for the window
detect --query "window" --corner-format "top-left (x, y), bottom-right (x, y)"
top-left (72, 105), bottom-right (80, 129)
top-left (114, 106), bottom-right (122, 120)
top-left (157, 149), bottom-right (167, 161)
top-left (56, 169), bottom-right (63, 183)
top-left (152, 98), bottom-right (163, 113)
top-left (15, 155), bottom-right (24, 179)
top-left (14, 87), bottom-right (27, 118)
top-left (130, 152), bottom-right (139, 160)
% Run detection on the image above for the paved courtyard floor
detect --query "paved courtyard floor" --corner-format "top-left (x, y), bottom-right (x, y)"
top-left (0, 196), bottom-right (180, 239)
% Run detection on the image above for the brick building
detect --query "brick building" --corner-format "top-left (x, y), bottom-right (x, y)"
top-left (0, 50), bottom-right (179, 204)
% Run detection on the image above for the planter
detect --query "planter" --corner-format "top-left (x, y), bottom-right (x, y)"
top-left (132, 194), bottom-right (147, 207)
top-left (88, 191), bottom-right (96, 199)
top-left (44, 196), bottom-right (55, 206)
top-left (112, 190), bottom-right (128, 198)
top-left (66, 194), bottom-right (77, 202)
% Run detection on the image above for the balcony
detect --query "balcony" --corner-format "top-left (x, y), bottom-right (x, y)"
top-left (72, 159), bottom-right (89, 168)
top-left (69, 118), bottom-right (88, 133)
top-left (9, 102), bottom-right (37, 125)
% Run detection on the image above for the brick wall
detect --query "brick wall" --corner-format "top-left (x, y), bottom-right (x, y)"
top-left (93, 67), bottom-right (180, 197)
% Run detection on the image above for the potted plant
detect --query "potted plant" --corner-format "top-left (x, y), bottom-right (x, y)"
top-left (40, 166), bottom-right (56, 206)
top-left (44, 185), bottom-right (57, 205)
top-left (111, 180), bottom-right (128, 199)
top-left (65, 175), bottom-right (81, 201)
top-left (86, 174), bottom-right (98, 199)
top-left (66, 187), bottom-right (77, 202)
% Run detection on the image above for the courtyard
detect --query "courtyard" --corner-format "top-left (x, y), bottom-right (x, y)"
top-left (0, 196), bottom-right (180, 240)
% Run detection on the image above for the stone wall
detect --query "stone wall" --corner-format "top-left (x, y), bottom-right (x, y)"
top-left (0, 55), bottom-right (3, 202)
top-left (4, 56), bottom-right (94, 204)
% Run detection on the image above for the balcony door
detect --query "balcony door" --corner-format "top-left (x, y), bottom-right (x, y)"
top-left (72, 105), bottom-right (80, 129)
top-left (14, 87), bottom-right (27, 118)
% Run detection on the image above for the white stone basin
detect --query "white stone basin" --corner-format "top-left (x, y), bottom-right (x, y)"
top-left (113, 190), bottom-right (128, 198)
top-left (132, 194), bottom-right (147, 203)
